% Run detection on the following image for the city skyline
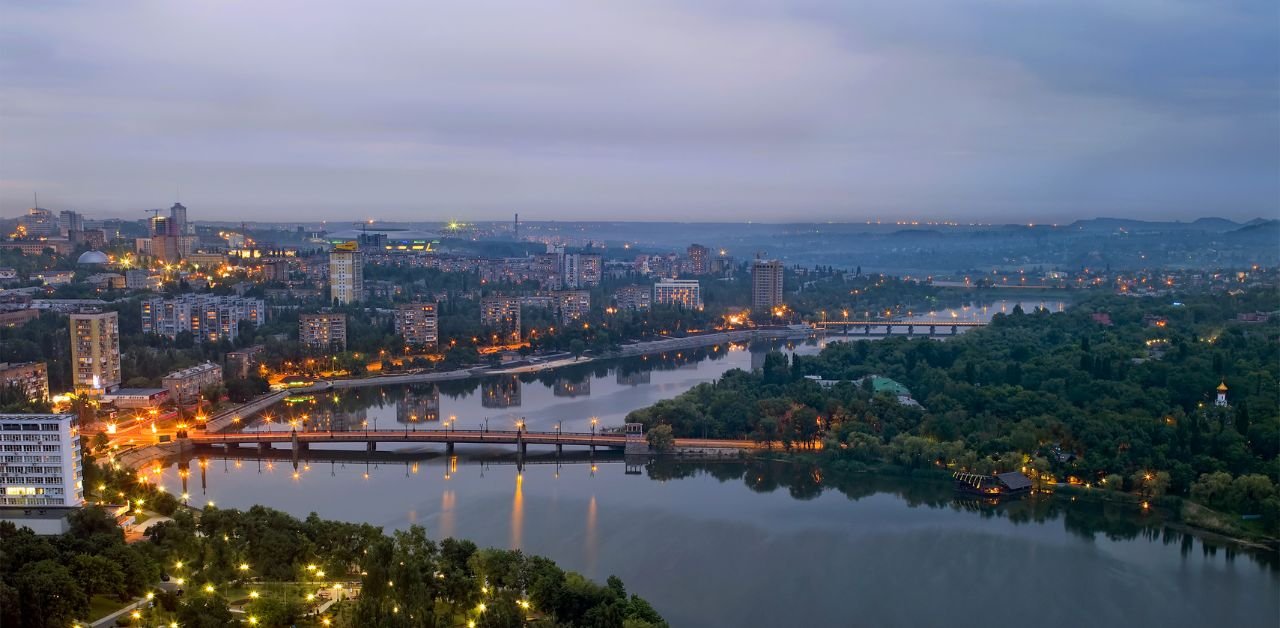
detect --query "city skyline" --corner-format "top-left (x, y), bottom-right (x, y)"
top-left (2, 1), bottom-right (1276, 223)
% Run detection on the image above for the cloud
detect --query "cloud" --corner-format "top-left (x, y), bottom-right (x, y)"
top-left (0, 0), bottom-right (1275, 221)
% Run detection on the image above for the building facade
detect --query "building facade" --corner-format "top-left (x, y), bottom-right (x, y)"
top-left (70, 310), bottom-right (121, 395)
top-left (162, 362), bottom-right (223, 404)
top-left (613, 285), bottom-right (652, 311)
top-left (563, 253), bottom-right (602, 288)
top-left (226, 345), bottom-right (266, 379)
top-left (687, 244), bottom-right (709, 275)
top-left (556, 290), bottom-right (589, 323)
top-left (0, 362), bottom-right (49, 403)
top-left (0, 413), bottom-right (83, 512)
top-left (653, 279), bottom-right (703, 310)
top-left (141, 295), bottom-right (266, 344)
top-left (751, 259), bottom-right (784, 313)
top-left (395, 303), bottom-right (439, 348)
top-left (329, 243), bottom-right (364, 304)
top-left (299, 313), bottom-right (347, 349)
top-left (481, 296), bottom-right (522, 342)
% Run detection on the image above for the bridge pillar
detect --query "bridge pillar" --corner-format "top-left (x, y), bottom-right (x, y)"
top-left (367, 441), bottom-right (377, 453)
top-left (929, 325), bottom-right (935, 335)
top-left (625, 423), bottom-right (649, 454)
top-left (951, 325), bottom-right (958, 335)
top-left (556, 443), bottom-right (563, 455)
top-left (446, 441), bottom-right (454, 455)
top-left (517, 429), bottom-right (526, 456)
top-left (907, 325), bottom-right (914, 335)
top-left (258, 442), bottom-right (269, 454)
top-left (864, 325), bottom-right (871, 335)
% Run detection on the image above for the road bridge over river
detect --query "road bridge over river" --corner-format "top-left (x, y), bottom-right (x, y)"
top-left (810, 320), bottom-right (986, 336)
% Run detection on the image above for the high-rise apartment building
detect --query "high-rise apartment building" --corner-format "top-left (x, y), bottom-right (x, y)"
top-left (395, 303), bottom-right (439, 348)
top-left (556, 290), bottom-right (591, 323)
top-left (687, 244), bottom-right (709, 275)
top-left (141, 295), bottom-right (266, 343)
top-left (563, 253), bottom-right (602, 288)
top-left (0, 414), bottom-right (84, 524)
top-left (299, 313), bottom-right (348, 349)
top-left (481, 296), bottom-right (521, 342)
top-left (0, 362), bottom-right (50, 403)
top-left (329, 243), bottom-right (364, 304)
top-left (613, 285), bottom-right (652, 311)
top-left (751, 259), bottom-right (784, 313)
top-left (70, 310), bottom-right (121, 395)
top-left (653, 279), bottom-right (703, 310)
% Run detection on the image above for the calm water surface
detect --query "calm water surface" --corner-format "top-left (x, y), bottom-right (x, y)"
top-left (157, 299), bottom-right (1277, 627)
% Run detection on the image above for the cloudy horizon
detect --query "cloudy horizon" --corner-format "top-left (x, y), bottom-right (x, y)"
top-left (1, 0), bottom-right (1276, 223)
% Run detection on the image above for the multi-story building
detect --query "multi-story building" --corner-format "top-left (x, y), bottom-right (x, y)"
top-left (532, 253), bottom-right (563, 289)
top-left (395, 303), bottom-right (439, 348)
top-left (299, 313), bottom-right (347, 349)
top-left (70, 310), bottom-right (121, 395)
top-left (480, 296), bottom-right (521, 342)
top-left (751, 259), bottom-right (784, 313)
top-left (613, 285), bottom-right (652, 311)
top-left (329, 243), bottom-right (363, 304)
top-left (19, 208), bottom-right (60, 238)
top-left (169, 202), bottom-right (190, 235)
top-left (226, 345), bottom-right (266, 379)
top-left (563, 253), bottom-right (602, 288)
top-left (0, 413), bottom-right (84, 532)
top-left (125, 269), bottom-right (155, 290)
top-left (161, 362), bottom-right (223, 404)
top-left (186, 252), bottom-right (226, 269)
top-left (653, 279), bottom-right (703, 310)
top-left (687, 244), bottom-right (709, 275)
top-left (556, 290), bottom-right (591, 323)
top-left (0, 362), bottom-right (49, 403)
top-left (260, 260), bottom-right (290, 282)
top-left (58, 210), bottom-right (84, 236)
top-left (141, 295), bottom-right (266, 344)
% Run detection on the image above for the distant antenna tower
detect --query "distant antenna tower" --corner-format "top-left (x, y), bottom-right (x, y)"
top-left (514, 213), bottom-right (519, 241)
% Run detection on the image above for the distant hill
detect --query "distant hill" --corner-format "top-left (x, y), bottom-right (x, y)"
top-left (1069, 217), bottom-right (1243, 232)
top-left (1226, 219), bottom-right (1278, 239)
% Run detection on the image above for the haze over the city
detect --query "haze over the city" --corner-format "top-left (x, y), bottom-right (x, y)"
top-left (2, 0), bottom-right (1277, 222)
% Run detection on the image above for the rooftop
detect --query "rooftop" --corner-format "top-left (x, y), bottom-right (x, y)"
top-left (0, 413), bottom-right (75, 424)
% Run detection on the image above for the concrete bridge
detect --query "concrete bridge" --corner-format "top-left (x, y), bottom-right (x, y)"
top-left (182, 427), bottom-right (760, 456)
top-left (810, 320), bottom-right (986, 336)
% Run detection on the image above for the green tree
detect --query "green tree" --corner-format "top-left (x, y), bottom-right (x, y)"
top-left (71, 554), bottom-right (125, 600)
top-left (175, 594), bottom-right (234, 628)
top-left (14, 560), bottom-right (87, 627)
top-left (646, 424), bottom-right (675, 453)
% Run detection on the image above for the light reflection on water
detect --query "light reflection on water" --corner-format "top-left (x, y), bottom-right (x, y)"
top-left (160, 454), bottom-right (1277, 628)
top-left (152, 298), bottom-right (1277, 627)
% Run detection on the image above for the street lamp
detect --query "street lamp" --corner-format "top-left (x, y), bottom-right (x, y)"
top-left (591, 417), bottom-right (598, 436)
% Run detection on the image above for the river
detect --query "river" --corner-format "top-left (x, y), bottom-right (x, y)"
top-left (153, 299), bottom-right (1278, 627)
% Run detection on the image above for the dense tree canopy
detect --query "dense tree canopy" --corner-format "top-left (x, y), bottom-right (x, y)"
top-left (628, 289), bottom-right (1280, 525)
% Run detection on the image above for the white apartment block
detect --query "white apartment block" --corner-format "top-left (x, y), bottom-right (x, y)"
top-left (653, 279), bottom-right (703, 310)
top-left (0, 414), bottom-right (83, 532)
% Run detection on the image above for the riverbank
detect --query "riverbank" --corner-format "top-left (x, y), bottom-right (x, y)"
top-left (749, 450), bottom-right (1280, 553)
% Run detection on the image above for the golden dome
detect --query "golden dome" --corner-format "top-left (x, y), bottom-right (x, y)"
top-left (1217, 381), bottom-right (1228, 392)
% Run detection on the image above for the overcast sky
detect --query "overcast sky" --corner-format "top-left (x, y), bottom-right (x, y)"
top-left (1, 0), bottom-right (1276, 223)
